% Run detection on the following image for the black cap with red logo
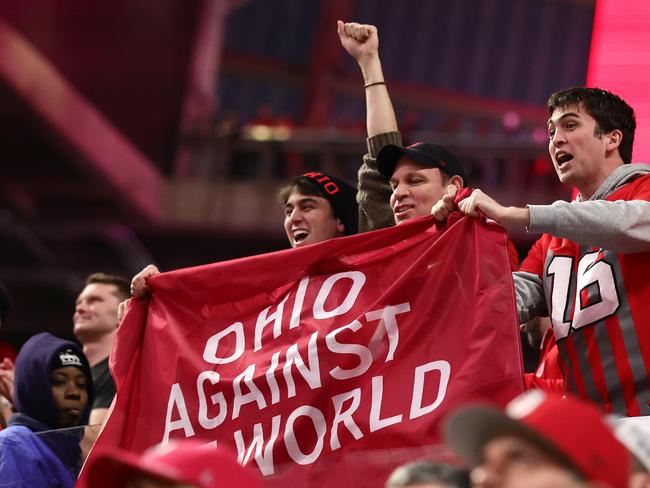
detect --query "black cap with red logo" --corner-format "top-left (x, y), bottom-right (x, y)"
top-left (297, 171), bottom-right (358, 235)
top-left (376, 142), bottom-right (467, 184)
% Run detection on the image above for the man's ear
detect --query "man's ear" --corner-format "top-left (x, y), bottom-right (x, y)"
top-left (449, 175), bottom-right (464, 190)
top-left (606, 129), bottom-right (623, 151)
top-left (336, 218), bottom-right (346, 235)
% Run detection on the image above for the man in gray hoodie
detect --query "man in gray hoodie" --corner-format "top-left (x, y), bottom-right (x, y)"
top-left (433, 87), bottom-right (650, 418)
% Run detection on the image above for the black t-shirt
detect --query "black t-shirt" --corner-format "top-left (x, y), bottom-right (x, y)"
top-left (91, 357), bottom-right (116, 409)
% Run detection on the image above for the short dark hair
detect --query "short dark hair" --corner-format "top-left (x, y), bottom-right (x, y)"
top-left (278, 178), bottom-right (329, 207)
top-left (278, 178), bottom-right (341, 225)
top-left (547, 87), bottom-right (636, 164)
top-left (385, 461), bottom-right (470, 488)
top-left (279, 172), bottom-right (359, 235)
top-left (85, 273), bottom-right (130, 301)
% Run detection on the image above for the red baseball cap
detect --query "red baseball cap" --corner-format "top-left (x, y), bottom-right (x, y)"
top-left (85, 440), bottom-right (263, 488)
top-left (443, 391), bottom-right (630, 488)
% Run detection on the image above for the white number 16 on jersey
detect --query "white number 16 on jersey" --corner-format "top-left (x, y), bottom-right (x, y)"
top-left (546, 251), bottom-right (621, 339)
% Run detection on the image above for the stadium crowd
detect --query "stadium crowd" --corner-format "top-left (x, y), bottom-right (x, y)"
top-left (0, 21), bottom-right (649, 488)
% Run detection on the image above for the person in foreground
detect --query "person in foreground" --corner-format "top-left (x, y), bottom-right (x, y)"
top-left (444, 390), bottom-right (630, 488)
top-left (433, 87), bottom-right (650, 417)
top-left (0, 332), bottom-right (93, 487)
top-left (85, 438), bottom-right (262, 488)
top-left (385, 459), bottom-right (470, 488)
top-left (610, 419), bottom-right (650, 488)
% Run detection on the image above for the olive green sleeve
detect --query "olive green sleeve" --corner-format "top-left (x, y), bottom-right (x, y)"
top-left (358, 132), bottom-right (402, 232)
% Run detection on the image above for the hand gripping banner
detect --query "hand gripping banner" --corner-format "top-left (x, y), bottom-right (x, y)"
top-left (82, 216), bottom-right (525, 487)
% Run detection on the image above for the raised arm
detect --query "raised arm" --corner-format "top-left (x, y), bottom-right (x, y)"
top-left (337, 21), bottom-right (397, 137)
top-left (338, 21), bottom-right (399, 232)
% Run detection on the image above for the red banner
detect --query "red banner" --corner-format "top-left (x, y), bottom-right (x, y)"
top-left (83, 216), bottom-right (524, 487)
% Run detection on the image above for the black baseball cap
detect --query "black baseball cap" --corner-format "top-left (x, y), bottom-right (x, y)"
top-left (376, 142), bottom-right (467, 184)
top-left (295, 171), bottom-right (359, 235)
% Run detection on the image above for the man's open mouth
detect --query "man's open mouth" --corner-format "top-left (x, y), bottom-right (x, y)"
top-left (292, 229), bottom-right (309, 243)
top-left (394, 204), bottom-right (412, 215)
top-left (556, 152), bottom-right (574, 166)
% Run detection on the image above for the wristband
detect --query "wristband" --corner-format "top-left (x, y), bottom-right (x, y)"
top-left (364, 81), bottom-right (386, 89)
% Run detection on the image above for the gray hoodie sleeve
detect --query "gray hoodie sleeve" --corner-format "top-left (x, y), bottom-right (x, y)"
top-left (528, 199), bottom-right (650, 253)
top-left (513, 271), bottom-right (547, 324)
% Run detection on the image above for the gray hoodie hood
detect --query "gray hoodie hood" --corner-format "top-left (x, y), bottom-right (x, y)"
top-left (582, 163), bottom-right (650, 201)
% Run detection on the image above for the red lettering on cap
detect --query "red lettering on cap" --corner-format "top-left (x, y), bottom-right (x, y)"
top-left (303, 172), bottom-right (339, 194)
top-left (323, 182), bottom-right (339, 195)
top-left (303, 171), bottom-right (328, 183)
top-left (439, 159), bottom-right (446, 167)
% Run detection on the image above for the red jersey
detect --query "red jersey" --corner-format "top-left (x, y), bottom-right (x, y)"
top-left (521, 174), bottom-right (650, 416)
top-left (525, 327), bottom-right (564, 393)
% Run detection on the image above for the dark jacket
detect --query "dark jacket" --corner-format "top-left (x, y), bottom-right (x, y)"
top-left (0, 332), bottom-right (94, 487)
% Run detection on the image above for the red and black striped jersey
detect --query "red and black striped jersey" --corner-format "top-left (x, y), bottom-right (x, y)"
top-left (521, 173), bottom-right (650, 416)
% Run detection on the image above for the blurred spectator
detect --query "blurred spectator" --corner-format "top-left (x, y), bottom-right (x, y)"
top-left (610, 420), bottom-right (650, 488)
top-left (0, 394), bottom-right (11, 429)
top-left (86, 439), bottom-right (262, 488)
top-left (0, 281), bottom-right (16, 421)
top-left (0, 332), bottom-right (93, 487)
top-left (444, 390), bottom-right (629, 488)
top-left (0, 355), bottom-right (16, 405)
top-left (74, 273), bottom-right (128, 418)
top-left (0, 281), bottom-right (11, 328)
top-left (73, 273), bottom-right (129, 450)
top-left (386, 460), bottom-right (470, 488)
top-left (500, 465), bottom-right (603, 488)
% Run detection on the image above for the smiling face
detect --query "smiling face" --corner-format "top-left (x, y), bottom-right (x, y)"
top-left (283, 191), bottom-right (345, 248)
top-left (547, 104), bottom-right (623, 199)
top-left (389, 157), bottom-right (450, 224)
top-left (51, 366), bottom-right (88, 428)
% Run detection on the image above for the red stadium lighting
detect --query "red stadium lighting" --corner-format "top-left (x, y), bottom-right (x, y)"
top-left (587, 0), bottom-right (650, 164)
